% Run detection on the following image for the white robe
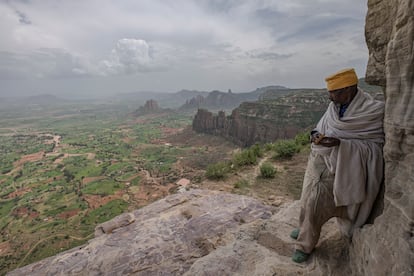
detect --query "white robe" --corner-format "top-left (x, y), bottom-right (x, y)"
top-left (312, 88), bottom-right (384, 233)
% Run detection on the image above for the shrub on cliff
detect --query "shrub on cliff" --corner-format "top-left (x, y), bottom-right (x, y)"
top-left (294, 131), bottom-right (310, 146)
top-left (260, 162), bottom-right (277, 178)
top-left (233, 179), bottom-right (249, 189)
top-left (232, 148), bottom-right (258, 167)
top-left (250, 144), bottom-right (264, 158)
top-left (273, 140), bottom-right (299, 159)
top-left (205, 161), bottom-right (230, 180)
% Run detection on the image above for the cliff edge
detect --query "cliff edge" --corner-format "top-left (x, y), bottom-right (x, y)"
top-left (8, 190), bottom-right (349, 275)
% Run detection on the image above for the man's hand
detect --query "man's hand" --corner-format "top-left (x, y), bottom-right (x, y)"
top-left (318, 137), bottom-right (340, 147)
top-left (311, 131), bottom-right (340, 147)
top-left (310, 131), bottom-right (324, 144)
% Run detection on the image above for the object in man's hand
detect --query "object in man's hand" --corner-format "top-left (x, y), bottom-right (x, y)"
top-left (313, 133), bottom-right (325, 145)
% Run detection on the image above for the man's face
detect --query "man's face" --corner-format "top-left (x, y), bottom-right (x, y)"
top-left (328, 86), bottom-right (354, 105)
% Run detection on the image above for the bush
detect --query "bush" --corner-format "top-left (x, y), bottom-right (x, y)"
top-left (205, 162), bottom-right (230, 180)
top-left (260, 162), bottom-right (277, 178)
top-left (232, 148), bottom-right (257, 167)
top-left (294, 132), bottom-right (310, 146)
top-left (250, 144), bottom-right (263, 158)
top-left (273, 140), bottom-right (299, 159)
top-left (264, 143), bottom-right (274, 152)
top-left (234, 179), bottom-right (249, 189)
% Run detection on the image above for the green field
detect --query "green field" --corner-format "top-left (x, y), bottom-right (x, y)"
top-left (0, 100), bottom-right (197, 274)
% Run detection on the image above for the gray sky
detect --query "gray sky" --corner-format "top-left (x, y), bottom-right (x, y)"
top-left (0, 0), bottom-right (369, 98)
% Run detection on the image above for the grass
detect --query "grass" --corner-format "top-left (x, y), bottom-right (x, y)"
top-left (82, 199), bottom-right (129, 225)
top-left (81, 180), bottom-right (124, 196)
top-left (233, 179), bottom-right (249, 189)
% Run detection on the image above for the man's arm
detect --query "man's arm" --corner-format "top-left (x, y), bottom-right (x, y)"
top-left (310, 130), bottom-right (340, 147)
top-left (318, 137), bottom-right (340, 147)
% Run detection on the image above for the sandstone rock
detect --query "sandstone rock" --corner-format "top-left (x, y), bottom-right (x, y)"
top-left (133, 99), bottom-right (163, 116)
top-left (8, 190), bottom-right (272, 275)
top-left (143, 99), bottom-right (159, 111)
top-left (94, 213), bottom-right (135, 237)
top-left (8, 191), bottom-right (350, 276)
top-left (350, 0), bottom-right (414, 275)
top-left (192, 91), bottom-right (329, 147)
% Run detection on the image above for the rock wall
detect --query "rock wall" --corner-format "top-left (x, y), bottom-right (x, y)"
top-left (192, 92), bottom-right (329, 147)
top-left (350, 0), bottom-right (414, 275)
top-left (192, 108), bottom-right (300, 147)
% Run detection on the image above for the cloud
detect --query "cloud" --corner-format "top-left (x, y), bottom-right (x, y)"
top-left (0, 38), bottom-right (171, 79)
top-left (0, 49), bottom-right (92, 79)
top-left (15, 9), bottom-right (31, 25)
top-left (0, 0), bottom-right (369, 96)
top-left (100, 39), bottom-right (164, 75)
top-left (247, 50), bottom-right (293, 61)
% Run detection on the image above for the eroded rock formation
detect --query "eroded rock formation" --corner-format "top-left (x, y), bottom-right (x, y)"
top-left (349, 0), bottom-right (414, 275)
top-left (192, 91), bottom-right (329, 146)
top-left (133, 99), bottom-right (162, 116)
top-left (179, 88), bottom-right (270, 111)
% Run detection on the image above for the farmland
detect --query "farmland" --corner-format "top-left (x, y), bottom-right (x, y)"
top-left (0, 98), bottom-right (236, 274)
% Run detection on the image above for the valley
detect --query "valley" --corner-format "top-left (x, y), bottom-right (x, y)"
top-left (0, 82), bottom-right (382, 274)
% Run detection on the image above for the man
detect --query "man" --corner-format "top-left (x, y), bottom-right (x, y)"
top-left (291, 68), bottom-right (385, 263)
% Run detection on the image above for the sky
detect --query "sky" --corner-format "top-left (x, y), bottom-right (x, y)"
top-left (0, 0), bottom-right (369, 98)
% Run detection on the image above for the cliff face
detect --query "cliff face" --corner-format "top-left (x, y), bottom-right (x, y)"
top-left (193, 91), bottom-right (329, 147)
top-left (350, 0), bottom-right (414, 275)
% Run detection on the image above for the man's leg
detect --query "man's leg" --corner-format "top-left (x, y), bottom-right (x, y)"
top-left (293, 154), bottom-right (348, 262)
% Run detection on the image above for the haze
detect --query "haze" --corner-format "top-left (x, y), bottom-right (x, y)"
top-left (0, 0), bottom-right (368, 99)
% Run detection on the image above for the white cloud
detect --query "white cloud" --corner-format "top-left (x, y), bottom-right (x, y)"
top-left (0, 48), bottom-right (93, 79)
top-left (100, 39), bottom-right (161, 75)
top-left (0, 0), bottom-right (369, 96)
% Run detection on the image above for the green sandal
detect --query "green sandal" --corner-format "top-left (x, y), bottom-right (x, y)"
top-left (290, 228), bottom-right (300, 240)
top-left (292, 250), bottom-right (309, 263)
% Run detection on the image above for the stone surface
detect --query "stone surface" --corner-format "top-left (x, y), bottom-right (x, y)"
top-left (350, 0), bottom-right (414, 275)
top-left (8, 191), bottom-right (350, 276)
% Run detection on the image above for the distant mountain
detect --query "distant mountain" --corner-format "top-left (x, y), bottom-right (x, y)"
top-left (25, 94), bottom-right (64, 104)
top-left (174, 89), bottom-right (209, 98)
top-left (179, 90), bottom-right (243, 111)
top-left (0, 94), bottom-right (71, 106)
top-left (114, 90), bottom-right (209, 109)
top-left (179, 86), bottom-right (288, 111)
top-left (357, 78), bottom-right (384, 100)
top-left (132, 99), bottom-right (172, 116)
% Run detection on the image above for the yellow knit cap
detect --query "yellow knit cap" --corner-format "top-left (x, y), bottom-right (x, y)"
top-left (325, 68), bottom-right (358, 91)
